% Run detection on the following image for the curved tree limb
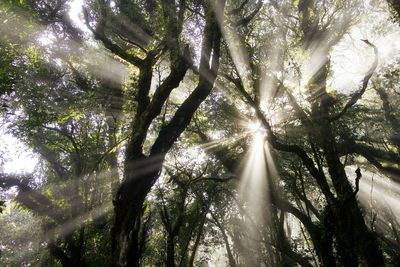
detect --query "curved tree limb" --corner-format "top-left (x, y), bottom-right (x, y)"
top-left (0, 173), bottom-right (64, 223)
top-left (34, 141), bottom-right (68, 178)
top-left (330, 40), bottom-right (378, 121)
top-left (338, 141), bottom-right (400, 182)
top-left (126, 46), bottom-right (190, 157)
top-left (151, 0), bottom-right (225, 155)
top-left (82, 7), bottom-right (145, 67)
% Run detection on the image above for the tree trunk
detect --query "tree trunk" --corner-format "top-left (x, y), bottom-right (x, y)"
top-left (317, 103), bottom-right (384, 266)
top-left (213, 216), bottom-right (236, 267)
top-left (110, 1), bottom-right (225, 265)
top-left (312, 207), bottom-right (336, 267)
top-left (48, 242), bottom-right (89, 267)
top-left (166, 235), bottom-right (175, 267)
top-left (188, 214), bottom-right (206, 267)
top-left (303, 45), bottom-right (385, 265)
top-left (111, 160), bottom-right (163, 267)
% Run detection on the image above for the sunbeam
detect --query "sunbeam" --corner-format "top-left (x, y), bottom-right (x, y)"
top-left (344, 165), bottom-right (400, 253)
top-left (213, 2), bottom-right (253, 92)
top-left (1, 201), bottom-right (113, 263)
top-left (44, 201), bottom-right (113, 243)
top-left (348, 166), bottom-right (400, 222)
top-left (237, 122), bottom-right (269, 264)
top-left (0, 6), bottom-right (129, 88)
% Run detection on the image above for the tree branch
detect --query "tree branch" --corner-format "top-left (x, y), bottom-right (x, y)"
top-left (126, 47), bottom-right (190, 157)
top-left (0, 173), bottom-right (64, 222)
top-left (34, 141), bottom-right (68, 178)
top-left (234, 0), bottom-right (263, 26)
top-left (338, 141), bottom-right (400, 181)
top-left (82, 7), bottom-right (144, 67)
top-left (330, 40), bottom-right (378, 121)
top-left (223, 69), bottom-right (335, 204)
top-left (151, 0), bottom-right (225, 155)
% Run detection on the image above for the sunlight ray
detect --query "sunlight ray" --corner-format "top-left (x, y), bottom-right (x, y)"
top-left (0, 8), bottom-right (129, 88)
top-left (213, 3), bottom-right (252, 93)
top-left (346, 166), bottom-right (400, 238)
top-left (236, 126), bottom-right (269, 264)
top-left (44, 202), bottom-right (113, 243)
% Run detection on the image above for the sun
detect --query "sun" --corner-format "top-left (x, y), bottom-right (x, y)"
top-left (247, 121), bottom-right (266, 138)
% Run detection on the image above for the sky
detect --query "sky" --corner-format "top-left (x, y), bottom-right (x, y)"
top-left (0, 129), bottom-right (38, 174)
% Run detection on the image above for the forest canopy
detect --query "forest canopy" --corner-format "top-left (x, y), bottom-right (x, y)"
top-left (1, 0), bottom-right (400, 266)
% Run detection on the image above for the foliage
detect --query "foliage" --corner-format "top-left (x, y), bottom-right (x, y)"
top-left (0, 0), bottom-right (400, 266)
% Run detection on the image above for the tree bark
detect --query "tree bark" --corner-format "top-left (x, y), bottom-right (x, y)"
top-left (313, 59), bottom-right (384, 266)
top-left (211, 213), bottom-right (237, 267)
top-left (111, 1), bottom-right (225, 265)
top-left (188, 214), bottom-right (206, 267)
top-left (112, 162), bottom-right (163, 267)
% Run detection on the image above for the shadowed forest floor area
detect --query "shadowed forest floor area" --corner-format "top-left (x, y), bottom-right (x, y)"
top-left (1, 0), bottom-right (400, 266)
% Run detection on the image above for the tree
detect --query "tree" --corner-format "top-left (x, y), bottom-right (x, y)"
top-left (1, 0), bottom-right (400, 266)
top-left (82, 1), bottom-right (226, 265)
